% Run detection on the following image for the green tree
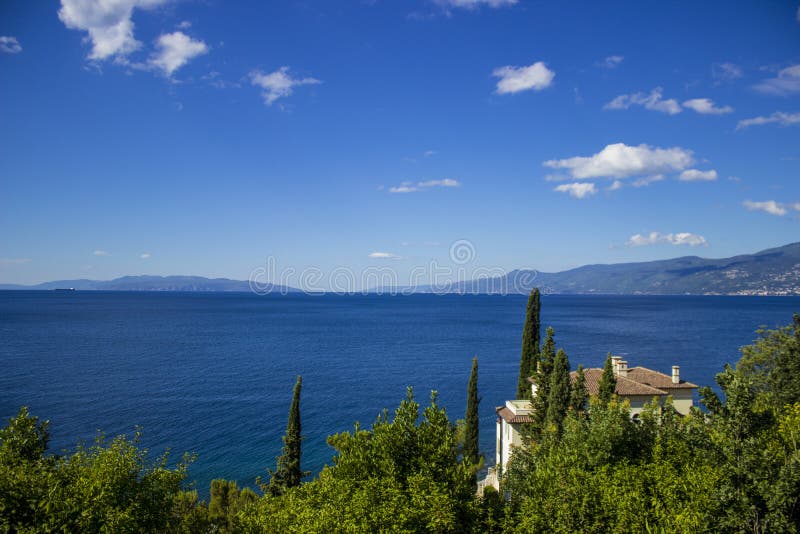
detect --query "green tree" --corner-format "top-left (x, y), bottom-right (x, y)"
top-left (570, 364), bottom-right (588, 414)
top-left (209, 479), bottom-right (258, 532)
top-left (517, 288), bottom-right (541, 399)
top-left (598, 352), bottom-right (617, 405)
top-left (545, 349), bottom-right (571, 433)
top-left (770, 313), bottom-right (800, 410)
top-left (239, 389), bottom-right (477, 533)
top-left (530, 326), bottom-right (556, 433)
top-left (263, 375), bottom-right (307, 496)
top-left (464, 356), bottom-right (481, 473)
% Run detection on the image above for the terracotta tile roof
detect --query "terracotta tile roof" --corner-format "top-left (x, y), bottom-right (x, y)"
top-left (626, 367), bottom-right (697, 390)
top-left (496, 406), bottom-right (535, 424)
top-left (574, 368), bottom-right (667, 396)
top-left (524, 365), bottom-right (700, 398)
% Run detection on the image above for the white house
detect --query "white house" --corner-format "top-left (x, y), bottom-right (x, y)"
top-left (483, 356), bottom-right (697, 492)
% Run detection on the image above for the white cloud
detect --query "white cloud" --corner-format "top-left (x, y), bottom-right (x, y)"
top-left (626, 232), bottom-right (708, 247)
top-left (554, 182), bottom-right (597, 199)
top-left (631, 174), bottom-right (665, 188)
top-left (389, 178), bottom-right (461, 193)
top-left (389, 183), bottom-right (418, 193)
top-left (0, 36), bottom-right (22, 54)
top-left (743, 200), bottom-right (787, 216)
top-left (678, 169), bottom-right (718, 182)
top-left (368, 252), bottom-right (402, 259)
top-left (493, 61), bottom-right (554, 94)
top-left (604, 87), bottom-right (681, 115)
top-left (434, 0), bottom-right (517, 8)
top-left (793, 202), bottom-right (800, 212)
top-left (712, 62), bottom-right (743, 83)
top-left (423, 150), bottom-right (436, 157)
top-left (682, 98), bottom-right (733, 115)
top-left (607, 180), bottom-right (623, 191)
top-left (417, 178), bottom-right (460, 188)
top-left (389, 178), bottom-right (460, 193)
top-left (753, 64), bottom-right (800, 96)
top-left (543, 143), bottom-right (694, 180)
top-left (148, 32), bottom-right (207, 76)
top-left (93, 250), bottom-right (110, 256)
top-left (249, 67), bottom-right (321, 106)
top-left (598, 55), bottom-right (624, 69)
top-left (140, 252), bottom-right (151, 259)
top-left (736, 111), bottom-right (800, 130)
top-left (58, 0), bottom-right (168, 60)
top-left (0, 258), bottom-right (31, 265)
top-left (177, 20), bottom-right (191, 29)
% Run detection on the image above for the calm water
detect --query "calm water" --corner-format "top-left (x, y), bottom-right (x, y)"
top-left (1, 291), bottom-right (798, 494)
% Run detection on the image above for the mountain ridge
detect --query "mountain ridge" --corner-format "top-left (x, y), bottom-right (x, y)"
top-left (2, 242), bottom-right (799, 295)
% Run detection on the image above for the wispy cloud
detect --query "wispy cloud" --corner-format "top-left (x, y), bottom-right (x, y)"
top-left (597, 55), bottom-right (623, 69)
top-left (544, 143), bottom-right (694, 180)
top-left (631, 174), bottom-right (665, 188)
top-left (433, 0), bottom-right (517, 9)
top-left (554, 182), bottom-right (597, 199)
top-left (93, 250), bottom-right (110, 256)
top-left (682, 98), bottom-right (733, 115)
top-left (0, 258), bottom-right (31, 265)
top-left (712, 62), bottom-right (742, 83)
top-left (388, 178), bottom-right (460, 193)
top-left (678, 169), bottom-right (718, 181)
top-left (0, 36), bottom-right (22, 54)
top-left (202, 71), bottom-right (241, 89)
top-left (743, 200), bottom-right (788, 216)
top-left (148, 32), bottom-right (207, 76)
top-left (626, 232), bottom-right (708, 247)
top-left (753, 65), bottom-right (800, 96)
top-left (58, 0), bottom-right (170, 61)
top-left (604, 87), bottom-right (681, 115)
top-left (368, 252), bottom-right (403, 259)
top-left (140, 252), bottom-right (151, 259)
top-left (493, 61), bottom-right (554, 94)
top-left (249, 67), bottom-right (321, 106)
top-left (736, 111), bottom-right (800, 131)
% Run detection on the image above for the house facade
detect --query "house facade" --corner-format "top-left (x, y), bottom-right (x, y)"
top-left (485, 356), bottom-right (697, 491)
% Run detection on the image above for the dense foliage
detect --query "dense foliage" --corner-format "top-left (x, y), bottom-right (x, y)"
top-left (517, 288), bottom-right (541, 399)
top-left (1, 314), bottom-right (799, 533)
top-left (260, 375), bottom-right (307, 497)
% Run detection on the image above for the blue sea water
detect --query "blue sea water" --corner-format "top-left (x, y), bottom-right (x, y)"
top-left (1, 291), bottom-right (798, 495)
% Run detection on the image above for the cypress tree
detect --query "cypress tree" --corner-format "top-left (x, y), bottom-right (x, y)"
top-left (265, 375), bottom-right (307, 495)
top-left (598, 353), bottom-right (617, 405)
top-left (517, 288), bottom-right (541, 399)
top-left (530, 326), bottom-right (556, 432)
top-left (570, 364), bottom-right (588, 413)
top-left (464, 357), bottom-right (481, 477)
top-left (545, 349), bottom-right (571, 432)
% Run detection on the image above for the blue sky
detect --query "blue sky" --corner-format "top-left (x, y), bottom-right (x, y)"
top-left (1, 0), bottom-right (799, 287)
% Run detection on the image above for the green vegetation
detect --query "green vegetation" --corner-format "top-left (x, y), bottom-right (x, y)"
top-left (517, 288), bottom-right (540, 399)
top-left (260, 375), bottom-right (307, 497)
top-left (598, 352), bottom-right (617, 405)
top-left (464, 356), bottom-right (481, 483)
top-left (2, 315), bottom-right (799, 533)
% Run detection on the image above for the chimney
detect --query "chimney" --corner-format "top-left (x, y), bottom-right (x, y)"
top-left (611, 356), bottom-right (622, 375)
top-left (618, 360), bottom-right (628, 378)
top-left (672, 366), bottom-right (680, 384)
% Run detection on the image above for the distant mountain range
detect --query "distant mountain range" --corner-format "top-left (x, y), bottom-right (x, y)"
top-left (437, 242), bottom-right (800, 296)
top-left (2, 242), bottom-right (799, 295)
top-left (0, 275), bottom-right (297, 293)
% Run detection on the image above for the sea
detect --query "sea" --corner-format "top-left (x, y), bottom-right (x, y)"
top-left (1, 291), bottom-right (798, 495)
